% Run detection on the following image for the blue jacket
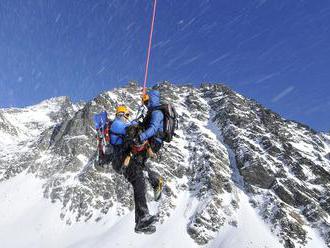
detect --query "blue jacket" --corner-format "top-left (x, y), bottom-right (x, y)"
top-left (110, 117), bottom-right (136, 145)
top-left (139, 90), bottom-right (164, 143)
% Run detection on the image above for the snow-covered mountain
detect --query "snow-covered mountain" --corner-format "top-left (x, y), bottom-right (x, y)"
top-left (0, 82), bottom-right (329, 248)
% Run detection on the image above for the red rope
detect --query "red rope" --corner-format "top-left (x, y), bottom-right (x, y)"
top-left (143, 0), bottom-right (157, 95)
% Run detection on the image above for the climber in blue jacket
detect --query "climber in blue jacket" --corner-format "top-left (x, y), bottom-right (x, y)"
top-left (110, 105), bottom-right (136, 146)
top-left (138, 90), bottom-right (165, 200)
top-left (139, 90), bottom-right (164, 151)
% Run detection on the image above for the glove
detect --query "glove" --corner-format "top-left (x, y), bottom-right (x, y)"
top-left (133, 136), bottom-right (143, 146)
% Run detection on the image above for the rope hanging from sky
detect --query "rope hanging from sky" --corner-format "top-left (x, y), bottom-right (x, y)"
top-left (142, 0), bottom-right (158, 95)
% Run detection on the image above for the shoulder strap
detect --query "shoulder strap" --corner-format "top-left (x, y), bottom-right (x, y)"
top-left (142, 109), bottom-right (153, 128)
top-left (109, 130), bottom-right (125, 138)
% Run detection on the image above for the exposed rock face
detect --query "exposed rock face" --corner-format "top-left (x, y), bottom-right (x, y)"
top-left (0, 96), bottom-right (80, 180)
top-left (202, 84), bottom-right (330, 247)
top-left (0, 112), bottom-right (18, 136)
top-left (0, 82), bottom-right (329, 247)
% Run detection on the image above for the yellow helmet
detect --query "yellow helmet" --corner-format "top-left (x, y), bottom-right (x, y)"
top-left (116, 105), bottom-right (129, 115)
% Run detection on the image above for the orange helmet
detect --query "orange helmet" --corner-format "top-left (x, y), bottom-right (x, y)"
top-left (141, 93), bottom-right (149, 104)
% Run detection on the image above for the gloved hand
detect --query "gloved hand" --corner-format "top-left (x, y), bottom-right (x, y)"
top-left (133, 136), bottom-right (143, 146)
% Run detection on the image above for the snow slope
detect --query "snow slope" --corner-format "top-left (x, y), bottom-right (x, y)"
top-left (0, 172), bottom-right (286, 248)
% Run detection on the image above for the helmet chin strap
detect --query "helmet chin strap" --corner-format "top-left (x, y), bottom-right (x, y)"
top-left (116, 112), bottom-right (128, 119)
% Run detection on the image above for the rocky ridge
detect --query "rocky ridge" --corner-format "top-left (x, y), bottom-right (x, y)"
top-left (0, 82), bottom-right (329, 247)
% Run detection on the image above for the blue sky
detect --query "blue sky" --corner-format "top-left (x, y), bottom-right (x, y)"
top-left (0, 0), bottom-right (329, 131)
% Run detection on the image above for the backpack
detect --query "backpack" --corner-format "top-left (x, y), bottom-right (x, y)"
top-left (93, 111), bottom-right (114, 163)
top-left (150, 103), bottom-right (178, 143)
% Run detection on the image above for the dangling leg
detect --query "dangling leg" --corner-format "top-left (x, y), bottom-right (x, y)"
top-left (145, 166), bottom-right (161, 188)
top-left (144, 140), bottom-right (164, 202)
top-left (124, 161), bottom-right (148, 223)
top-left (123, 159), bottom-right (157, 232)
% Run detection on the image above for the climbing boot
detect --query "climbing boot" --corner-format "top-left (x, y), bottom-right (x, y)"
top-left (135, 214), bottom-right (158, 234)
top-left (154, 176), bottom-right (164, 201)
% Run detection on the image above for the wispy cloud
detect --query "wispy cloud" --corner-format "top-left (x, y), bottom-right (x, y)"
top-left (256, 0), bottom-right (268, 8)
top-left (271, 86), bottom-right (295, 103)
top-left (208, 53), bottom-right (230, 65)
top-left (179, 55), bottom-right (201, 67)
top-left (304, 100), bottom-right (330, 115)
top-left (255, 72), bottom-right (279, 84)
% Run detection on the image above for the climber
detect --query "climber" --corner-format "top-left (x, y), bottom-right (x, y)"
top-left (108, 105), bottom-right (132, 172)
top-left (135, 90), bottom-right (166, 201)
top-left (110, 105), bottom-right (158, 233)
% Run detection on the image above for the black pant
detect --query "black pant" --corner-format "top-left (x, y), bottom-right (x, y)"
top-left (139, 139), bottom-right (162, 190)
top-left (123, 158), bottom-right (149, 223)
top-left (112, 144), bottom-right (161, 224)
top-left (150, 138), bottom-right (162, 154)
